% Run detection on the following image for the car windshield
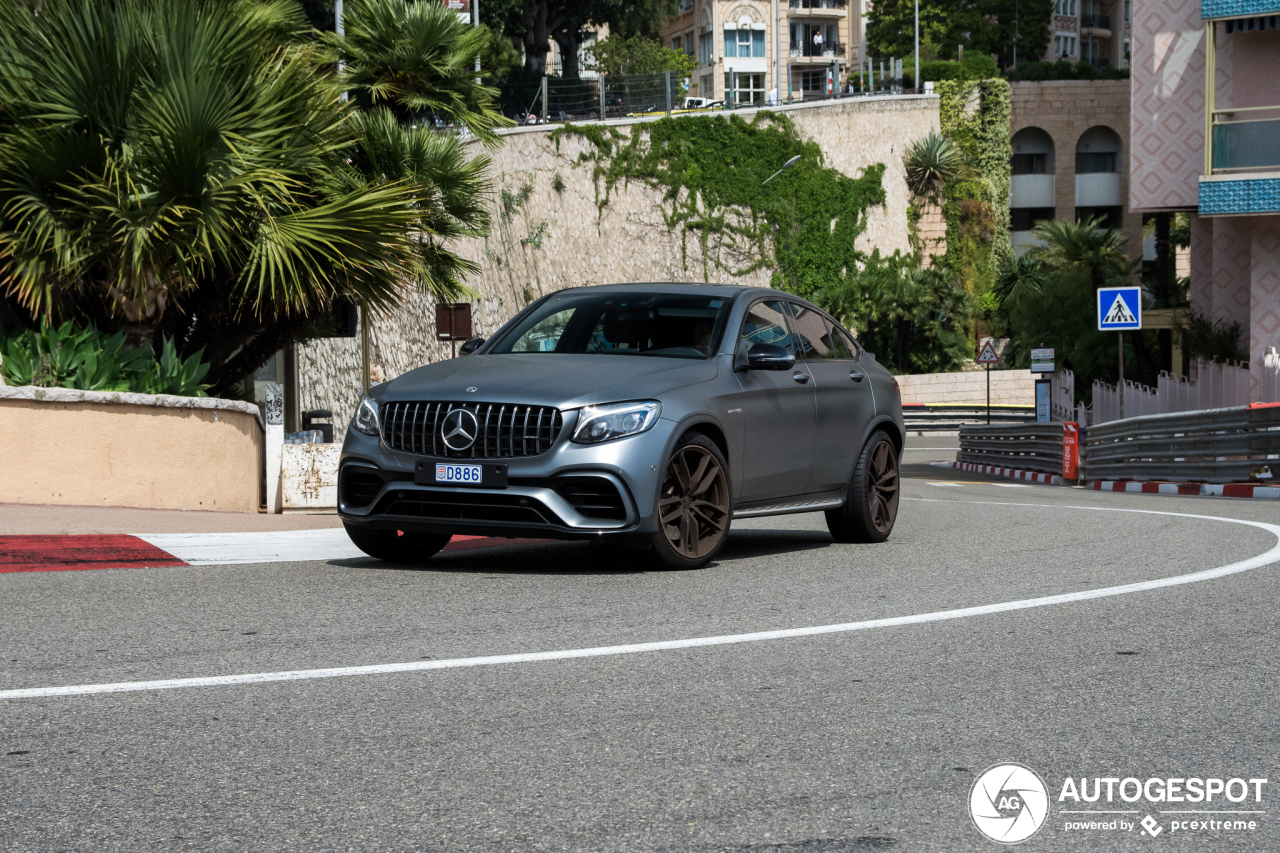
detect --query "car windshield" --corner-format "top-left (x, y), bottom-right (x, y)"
top-left (489, 291), bottom-right (731, 359)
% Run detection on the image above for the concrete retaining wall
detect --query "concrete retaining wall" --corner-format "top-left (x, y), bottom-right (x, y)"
top-left (0, 387), bottom-right (263, 512)
top-left (896, 370), bottom-right (1036, 406)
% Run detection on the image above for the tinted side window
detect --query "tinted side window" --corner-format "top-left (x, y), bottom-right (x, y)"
top-left (739, 300), bottom-right (795, 354)
top-left (785, 303), bottom-right (834, 360)
top-left (822, 316), bottom-right (853, 359)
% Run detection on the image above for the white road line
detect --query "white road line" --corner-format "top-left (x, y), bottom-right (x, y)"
top-left (137, 528), bottom-right (363, 565)
top-left (926, 482), bottom-right (965, 487)
top-left (5, 502), bottom-right (1278, 701)
top-left (991, 483), bottom-right (1031, 488)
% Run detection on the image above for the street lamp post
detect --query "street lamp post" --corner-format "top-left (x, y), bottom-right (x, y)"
top-left (914, 0), bottom-right (919, 94)
top-left (762, 155), bottom-right (802, 186)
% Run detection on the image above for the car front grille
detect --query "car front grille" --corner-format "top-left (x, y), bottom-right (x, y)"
top-left (380, 402), bottom-right (563, 458)
top-left (554, 477), bottom-right (627, 521)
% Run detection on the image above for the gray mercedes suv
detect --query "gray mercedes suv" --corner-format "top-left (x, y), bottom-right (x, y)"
top-left (338, 283), bottom-right (904, 569)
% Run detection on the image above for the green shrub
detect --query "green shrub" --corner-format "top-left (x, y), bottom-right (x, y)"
top-left (1005, 60), bottom-right (1130, 82)
top-left (1, 321), bottom-right (210, 397)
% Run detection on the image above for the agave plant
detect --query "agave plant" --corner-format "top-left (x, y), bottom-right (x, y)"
top-left (903, 131), bottom-right (966, 201)
top-left (0, 0), bottom-right (493, 393)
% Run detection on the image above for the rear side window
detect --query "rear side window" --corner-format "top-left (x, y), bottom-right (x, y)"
top-left (822, 316), bottom-right (854, 359)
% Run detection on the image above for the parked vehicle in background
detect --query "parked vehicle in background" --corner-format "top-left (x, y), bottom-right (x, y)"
top-left (338, 284), bottom-right (904, 569)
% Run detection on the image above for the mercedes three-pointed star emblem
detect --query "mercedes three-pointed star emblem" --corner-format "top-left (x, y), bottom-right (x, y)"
top-left (441, 407), bottom-right (479, 452)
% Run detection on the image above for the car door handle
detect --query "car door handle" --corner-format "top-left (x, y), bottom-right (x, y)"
top-left (792, 372), bottom-right (810, 384)
top-left (849, 371), bottom-right (865, 382)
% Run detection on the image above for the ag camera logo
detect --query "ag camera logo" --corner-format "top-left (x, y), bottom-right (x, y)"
top-left (970, 763), bottom-right (1050, 844)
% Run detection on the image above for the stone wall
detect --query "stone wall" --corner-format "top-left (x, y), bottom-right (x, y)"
top-left (302, 95), bottom-right (940, 440)
top-left (896, 369), bottom-right (1037, 406)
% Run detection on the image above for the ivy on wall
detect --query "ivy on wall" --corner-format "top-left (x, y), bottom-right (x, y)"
top-left (936, 78), bottom-right (1012, 301)
top-left (549, 113), bottom-right (886, 301)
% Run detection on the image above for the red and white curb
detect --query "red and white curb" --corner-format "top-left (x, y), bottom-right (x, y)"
top-left (1092, 481), bottom-right (1280, 500)
top-left (934, 461), bottom-right (1065, 486)
top-left (0, 529), bottom-right (545, 574)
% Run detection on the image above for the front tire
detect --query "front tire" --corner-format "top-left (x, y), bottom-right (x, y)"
top-left (825, 430), bottom-right (900, 544)
top-left (344, 524), bottom-right (452, 563)
top-left (650, 433), bottom-right (732, 570)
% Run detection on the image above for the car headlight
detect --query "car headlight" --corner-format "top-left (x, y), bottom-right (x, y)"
top-left (352, 394), bottom-right (382, 437)
top-left (571, 401), bottom-right (661, 444)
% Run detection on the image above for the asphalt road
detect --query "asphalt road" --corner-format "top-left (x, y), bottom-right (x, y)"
top-left (3, 439), bottom-right (1278, 852)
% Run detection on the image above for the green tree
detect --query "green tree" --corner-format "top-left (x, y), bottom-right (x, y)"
top-left (584, 34), bottom-right (698, 77)
top-left (867, 0), bottom-right (1052, 69)
top-left (325, 0), bottom-right (512, 142)
top-left (0, 0), bottom-right (491, 393)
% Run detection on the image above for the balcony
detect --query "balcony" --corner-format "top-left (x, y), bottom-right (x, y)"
top-left (1080, 14), bottom-right (1110, 29)
top-left (788, 0), bottom-right (847, 14)
top-left (1010, 174), bottom-right (1056, 208)
top-left (1201, 1), bottom-right (1280, 17)
top-left (789, 41), bottom-right (846, 60)
top-left (1076, 172), bottom-right (1123, 206)
top-left (1210, 110), bottom-right (1280, 173)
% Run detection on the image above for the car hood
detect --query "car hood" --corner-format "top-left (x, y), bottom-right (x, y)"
top-left (380, 354), bottom-right (719, 410)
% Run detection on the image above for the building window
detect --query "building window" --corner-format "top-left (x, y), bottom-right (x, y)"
top-left (1055, 34), bottom-right (1077, 56)
top-left (700, 72), bottom-right (713, 98)
top-left (797, 68), bottom-right (830, 96)
top-left (679, 0), bottom-right (693, 12)
top-left (1075, 206), bottom-right (1122, 228)
top-left (790, 23), bottom-right (838, 57)
top-left (1056, 0), bottom-right (1077, 14)
top-left (1076, 151), bottom-right (1118, 172)
top-left (700, 31), bottom-right (713, 64)
top-left (725, 27), bottom-right (765, 59)
top-left (672, 36), bottom-right (683, 52)
top-left (1124, 0), bottom-right (1130, 22)
top-left (1012, 153), bottom-right (1048, 175)
top-left (725, 72), bottom-right (765, 105)
top-left (1011, 208), bottom-right (1056, 231)
top-left (685, 30), bottom-right (695, 57)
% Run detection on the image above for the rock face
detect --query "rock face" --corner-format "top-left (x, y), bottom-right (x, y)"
top-left (301, 95), bottom-right (941, 440)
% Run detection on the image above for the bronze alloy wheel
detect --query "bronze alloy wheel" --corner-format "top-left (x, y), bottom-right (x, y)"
top-left (863, 437), bottom-right (899, 535)
top-left (825, 429), bottom-right (899, 544)
top-left (655, 435), bottom-right (731, 567)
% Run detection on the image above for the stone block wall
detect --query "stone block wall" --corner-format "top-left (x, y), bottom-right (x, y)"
top-left (896, 369), bottom-right (1037, 406)
top-left (302, 95), bottom-right (941, 440)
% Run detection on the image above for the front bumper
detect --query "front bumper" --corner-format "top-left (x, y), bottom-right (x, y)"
top-left (337, 418), bottom-right (674, 540)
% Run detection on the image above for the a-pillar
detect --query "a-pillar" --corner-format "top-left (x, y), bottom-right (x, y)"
top-left (1251, 217), bottom-right (1280, 402)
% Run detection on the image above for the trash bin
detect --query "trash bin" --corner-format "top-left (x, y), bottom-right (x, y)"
top-left (302, 409), bottom-right (333, 444)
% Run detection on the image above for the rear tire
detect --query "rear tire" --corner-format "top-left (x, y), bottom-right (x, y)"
top-left (344, 524), bottom-right (452, 563)
top-left (825, 430), bottom-right (900, 544)
top-left (649, 433), bottom-right (732, 570)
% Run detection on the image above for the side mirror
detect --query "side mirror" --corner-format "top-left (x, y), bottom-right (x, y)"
top-left (745, 342), bottom-right (795, 370)
top-left (459, 337), bottom-right (486, 356)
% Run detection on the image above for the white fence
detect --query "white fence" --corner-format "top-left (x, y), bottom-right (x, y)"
top-left (1052, 350), bottom-right (1280, 426)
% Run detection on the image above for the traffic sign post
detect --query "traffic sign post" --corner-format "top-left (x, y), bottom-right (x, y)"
top-left (1098, 287), bottom-right (1142, 419)
top-left (976, 339), bottom-right (1000, 424)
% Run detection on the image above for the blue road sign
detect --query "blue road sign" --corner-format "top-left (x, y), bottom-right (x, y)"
top-left (1097, 286), bottom-right (1142, 331)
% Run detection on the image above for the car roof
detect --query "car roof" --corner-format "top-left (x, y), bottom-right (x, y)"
top-left (556, 282), bottom-right (782, 301)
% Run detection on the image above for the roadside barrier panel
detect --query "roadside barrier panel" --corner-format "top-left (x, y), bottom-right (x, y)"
top-left (1080, 403), bottom-right (1280, 484)
top-left (957, 422), bottom-right (1067, 476)
top-left (906, 405), bottom-right (1035, 432)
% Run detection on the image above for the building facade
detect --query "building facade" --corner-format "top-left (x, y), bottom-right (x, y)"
top-left (1045, 0), bottom-right (1133, 68)
top-left (1130, 0), bottom-right (1280, 401)
top-left (1009, 79), bottom-right (1143, 258)
top-left (660, 0), bottom-right (866, 105)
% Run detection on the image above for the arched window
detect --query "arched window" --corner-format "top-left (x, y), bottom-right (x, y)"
top-left (1075, 126), bottom-right (1122, 173)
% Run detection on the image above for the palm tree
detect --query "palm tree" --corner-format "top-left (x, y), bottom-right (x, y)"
top-left (0, 0), bottom-right (492, 392)
top-left (1025, 217), bottom-right (1132, 291)
top-left (903, 131), bottom-right (966, 202)
top-left (326, 0), bottom-right (513, 144)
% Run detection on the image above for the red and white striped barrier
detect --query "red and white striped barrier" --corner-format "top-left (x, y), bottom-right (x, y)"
top-left (1092, 481), bottom-right (1280, 500)
top-left (940, 461), bottom-right (1065, 486)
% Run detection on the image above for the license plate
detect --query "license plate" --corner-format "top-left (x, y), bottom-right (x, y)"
top-left (435, 463), bottom-right (482, 484)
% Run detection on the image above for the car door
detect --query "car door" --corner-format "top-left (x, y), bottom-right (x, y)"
top-left (732, 299), bottom-right (816, 503)
top-left (784, 302), bottom-right (876, 493)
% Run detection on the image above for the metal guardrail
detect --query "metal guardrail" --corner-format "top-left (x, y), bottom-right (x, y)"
top-left (1081, 404), bottom-right (1280, 483)
top-left (904, 405), bottom-right (1036, 432)
top-left (957, 423), bottom-right (1065, 475)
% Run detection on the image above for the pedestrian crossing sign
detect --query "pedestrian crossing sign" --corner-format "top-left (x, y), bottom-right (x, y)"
top-left (1097, 286), bottom-right (1142, 331)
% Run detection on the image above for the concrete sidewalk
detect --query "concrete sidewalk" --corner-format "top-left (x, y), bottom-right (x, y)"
top-left (0, 503), bottom-right (342, 535)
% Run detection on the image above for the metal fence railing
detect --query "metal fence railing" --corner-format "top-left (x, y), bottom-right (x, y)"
top-left (957, 422), bottom-right (1067, 476)
top-left (904, 404), bottom-right (1036, 432)
top-left (1080, 403), bottom-right (1280, 483)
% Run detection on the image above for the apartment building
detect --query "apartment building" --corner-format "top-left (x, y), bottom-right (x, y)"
top-left (660, 0), bottom-right (865, 104)
top-left (1130, 0), bottom-right (1280, 401)
top-left (1008, 79), bottom-right (1143, 258)
top-left (1045, 0), bottom-right (1132, 68)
